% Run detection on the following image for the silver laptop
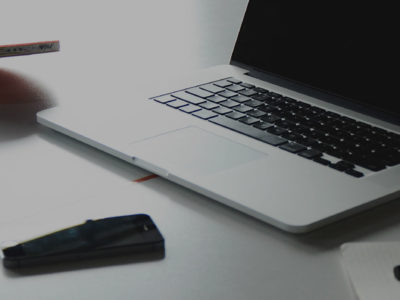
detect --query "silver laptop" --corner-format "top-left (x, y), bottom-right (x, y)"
top-left (37, 1), bottom-right (400, 233)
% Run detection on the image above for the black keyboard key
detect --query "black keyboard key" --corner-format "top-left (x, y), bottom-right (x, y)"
top-left (308, 106), bottom-right (326, 116)
top-left (385, 152), bottom-right (400, 166)
top-left (254, 121), bottom-right (274, 130)
top-left (219, 90), bottom-right (238, 98)
top-left (227, 78), bottom-right (242, 84)
top-left (238, 89), bottom-right (258, 97)
top-left (313, 157), bottom-right (331, 166)
top-left (234, 104), bottom-right (253, 113)
top-left (324, 111), bottom-right (340, 119)
top-left (239, 116), bottom-right (260, 125)
top-left (214, 80), bottom-right (232, 88)
top-left (245, 99), bottom-right (263, 108)
top-left (240, 82), bottom-right (255, 89)
top-left (248, 109), bottom-right (266, 118)
top-left (259, 104), bottom-right (278, 113)
top-left (347, 122), bottom-right (373, 136)
top-left (154, 94), bottom-right (175, 103)
top-left (200, 84), bottom-right (225, 94)
top-left (267, 126), bottom-right (288, 136)
top-left (336, 160), bottom-right (355, 170)
top-left (301, 137), bottom-right (318, 147)
top-left (387, 132), bottom-right (400, 147)
top-left (252, 94), bottom-right (271, 102)
top-left (342, 151), bottom-right (369, 166)
top-left (275, 119), bottom-right (297, 130)
top-left (231, 95), bottom-right (251, 103)
top-left (192, 110), bottom-right (218, 120)
top-left (298, 149), bottom-right (322, 159)
top-left (180, 104), bottom-right (201, 113)
top-left (209, 115), bottom-right (287, 146)
top-left (226, 85), bottom-right (245, 92)
top-left (281, 132), bottom-right (304, 143)
top-left (172, 91), bottom-right (205, 105)
top-left (187, 87), bottom-right (214, 98)
top-left (262, 95), bottom-right (281, 105)
top-left (280, 142), bottom-right (307, 153)
top-left (199, 101), bottom-right (219, 110)
top-left (283, 96), bottom-right (298, 104)
top-left (325, 147), bottom-right (346, 159)
top-left (357, 160), bottom-right (386, 172)
top-left (209, 115), bottom-right (264, 137)
top-left (313, 141), bottom-right (333, 153)
top-left (220, 99), bottom-right (240, 108)
top-left (345, 169), bottom-right (364, 178)
top-left (207, 95), bottom-right (227, 103)
top-left (318, 134), bottom-right (339, 145)
top-left (330, 163), bottom-right (350, 172)
top-left (167, 100), bottom-right (188, 108)
top-left (261, 114), bottom-right (281, 123)
top-left (225, 111), bottom-right (246, 120)
top-left (253, 87), bottom-right (269, 93)
top-left (295, 124), bottom-right (312, 135)
top-left (212, 106), bottom-right (232, 115)
top-left (258, 134), bottom-right (288, 146)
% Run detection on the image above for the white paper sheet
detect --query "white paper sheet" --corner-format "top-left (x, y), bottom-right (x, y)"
top-left (341, 242), bottom-right (400, 300)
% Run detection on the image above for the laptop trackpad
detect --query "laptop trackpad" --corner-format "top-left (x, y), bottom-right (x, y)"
top-left (129, 126), bottom-right (268, 177)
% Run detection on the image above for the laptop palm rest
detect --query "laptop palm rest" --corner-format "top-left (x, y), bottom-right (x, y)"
top-left (128, 126), bottom-right (268, 178)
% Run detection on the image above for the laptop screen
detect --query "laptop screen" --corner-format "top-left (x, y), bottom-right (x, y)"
top-left (231, 0), bottom-right (400, 122)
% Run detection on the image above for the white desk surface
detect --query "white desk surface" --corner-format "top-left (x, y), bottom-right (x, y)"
top-left (1, 1), bottom-right (400, 299)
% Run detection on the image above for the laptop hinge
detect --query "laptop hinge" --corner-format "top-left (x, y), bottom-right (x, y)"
top-left (234, 63), bottom-right (400, 126)
top-left (231, 59), bottom-right (295, 89)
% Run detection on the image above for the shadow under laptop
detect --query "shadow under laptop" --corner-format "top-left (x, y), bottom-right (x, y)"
top-left (3, 249), bottom-right (165, 277)
top-left (295, 197), bottom-right (400, 249)
top-left (140, 176), bottom-right (400, 251)
top-left (0, 69), bottom-right (55, 142)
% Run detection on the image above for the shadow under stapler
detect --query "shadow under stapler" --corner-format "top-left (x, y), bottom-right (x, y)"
top-left (3, 249), bottom-right (165, 277)
top-left (0, 69), bottom-right (55, 142)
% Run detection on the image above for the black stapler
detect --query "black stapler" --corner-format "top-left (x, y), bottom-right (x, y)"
top-left (2, 214), bottom-right (164, 269)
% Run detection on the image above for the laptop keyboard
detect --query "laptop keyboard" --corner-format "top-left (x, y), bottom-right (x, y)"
top-left (151, 77), bottom-right (400, 178)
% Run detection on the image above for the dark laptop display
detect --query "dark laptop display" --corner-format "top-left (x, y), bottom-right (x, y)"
top-left (232, 1), bottom-right (399, 123)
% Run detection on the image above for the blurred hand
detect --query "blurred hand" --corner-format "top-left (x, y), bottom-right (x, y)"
top-left (0, 68), bottom-right (54, 141)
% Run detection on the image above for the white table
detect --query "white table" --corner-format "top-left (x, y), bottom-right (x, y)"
top-left (1, 1), bottom-right (399, 299)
